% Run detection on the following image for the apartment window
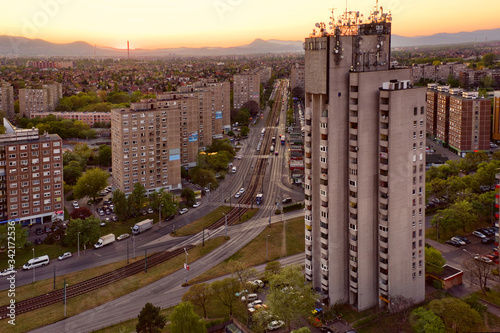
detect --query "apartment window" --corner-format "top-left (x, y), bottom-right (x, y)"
top-left (320, 156), bottom-right (327, 163)
top-left (349, 179), bottom-right (357, 187)
top-left (414, 107), bottom-right (418, 116)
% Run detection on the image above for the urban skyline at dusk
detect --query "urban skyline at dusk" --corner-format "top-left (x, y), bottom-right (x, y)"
top-left (2, 0), bottom-right (500, 50)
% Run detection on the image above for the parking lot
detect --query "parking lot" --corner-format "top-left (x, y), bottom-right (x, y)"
top-left (437, 232), bottom-right (498, 268)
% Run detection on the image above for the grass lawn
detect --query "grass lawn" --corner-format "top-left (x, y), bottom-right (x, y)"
top-left (172, 206), bottom-right (233, 236)
top-left (186, 216), bottom-right (305, 286)
top-left (231, 208), bottom-right (259, 225)
top-left (0, 237), bottom-right (226, 333)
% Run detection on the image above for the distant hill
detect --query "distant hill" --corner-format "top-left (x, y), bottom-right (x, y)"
top-left (0, 36), bottom-right (304, 57)
top-left (392, 28), bottom-right (500, 48)
top-left (2, 28), bottom-right (499, 57)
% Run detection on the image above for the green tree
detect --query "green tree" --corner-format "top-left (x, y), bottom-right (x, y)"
top-left (291, 328), bottom-right (311, 333)
top-left (227, 260), bottom-right (258, 286)
top-left (182, 283), bottom-right (212, 319)
top-left (112, 189), bottom-right (128, 221)
top-left (129, 182), bottom-right (147, 213)
top-left (425, 247), bottom-right (446, 275)
top-left (410, 307), bottom-right (445, 333)
top-left (63, 151), bottom-right (86, 170)
top-left (483, 53), bottom-right (496, 67)
top-left (69, 207), bottom-right (93, 220)
top-left (181, 188), bottom-right (196, 207)
top-left (210, 278), bottom-right (241, 316)
top-left (170, 302), bottom-right (206, 333)
top-left (63, 160), bottom-right (83, 185)
top-left (157, 189), bottom-right (178, 218)
top-left (64, 217), bottom-right (100, 247)
top-left (136, 302), bottom-right (167, 333)
top-left (240, 126), bottom-right (250, 136)
top-left (264, 261), bottom-right (282, 280)
top-left (73, 143), bottom-right (94, 162)
top-left (73, 168), bottom-right (109, 202)
top-left (189, 167), bottom-right (217, 188)
top-left (97, 145), bottom-right (112, 166)
top-left (429, 298), bottom-right (484, 332)
top-left (0, 224), bottom-right (28, 250)
top-left (474, 160), bottom-right (500, 187)
top-left (266, 265), bottom-right (317, 331)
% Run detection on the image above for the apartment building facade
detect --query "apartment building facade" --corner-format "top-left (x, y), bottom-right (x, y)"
top-left (492, 92), bottom-right (500, 141)
top-left (19, 82), bottom-right (63, 117)
top-left (304, 8), bottom-right (425, 311)
top-left (448, 91), bottom-right (491, 156)
top-left (0, 82), bottom-right (15, 120)
top-left (111, 102), bottom-right (182, 195)
top-left (290, 63), bottom-right (305, 95)
top-left (0, 119), bottom-right (64, 225)
top-left (233, 72), bottom-right (260, 109)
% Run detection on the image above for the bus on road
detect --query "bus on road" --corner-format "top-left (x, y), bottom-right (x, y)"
top-left (256, 193), bottom-right (263, 205)
top-left (261, 128), bottom-right (266, 136)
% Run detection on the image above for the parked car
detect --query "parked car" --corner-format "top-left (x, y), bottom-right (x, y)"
top-left (454, 235), bottom-right (471, 244)
top-left (165, 214), bottom-right (175, 222)
top-left (472, 230), bottom-right (486, 239)
top-left (58, 252), bottom-right (72, 261)
top-left (0, 268), bottom-right (16, 277)
top-left (482, 237), bottom-right (495, 244)
top-left (247, 300), bottom-right (263, 308)
top-left (100, 221), bottom-right (106, 227)
top-left (104, 217), bottom-right (111, 223)
top-left (98, 210), bottom-right (105, 216)
top-left (35, 227), bottom-right (43, 235)
top-left (33, 238), bottom-right (43, 245)
top-left (117, 233), bottom-right (130, 241)
top-left (44, 226), bottom-right (52, 234)
top-left (478, 228), bottom-right (493, 237)
top-left (72, 201), bottom-right (79, 208)
top-left (203, 187), bottom-right (210, 193)
top-left (451, 237), bottom-right (466, 246)
top-left (282, 197), bottom-right (292, 204)
top-left (147, 208), bottom-right (154, 214)
top-left (474, 255), bottom-right (493, 264)
top-left (111, 216), bottom-right (118, 222)
top-left (179, 208), bottom-right (188, 215)
top-left (445, 240), bottom-right (461, 247)
top-left (192, 202), bottom-right (201, 208)
top-left (250, 279), bottom-right (264, 288)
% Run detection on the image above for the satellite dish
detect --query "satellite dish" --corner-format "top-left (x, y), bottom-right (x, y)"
top-left (315, 23), bottom-right (320, 28)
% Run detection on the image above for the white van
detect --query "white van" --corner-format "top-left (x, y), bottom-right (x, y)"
top-left (23, 255), bottom-right (50, 270)
top-left (241, 293), bottom-right (258, 302)
top-left (231, 166), bottom-right (237, 174)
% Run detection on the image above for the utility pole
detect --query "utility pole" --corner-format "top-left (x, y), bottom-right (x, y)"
top-left (184, 247), bottom-right (189, 284)
top-left (77, 232), bottom-right (80, 258)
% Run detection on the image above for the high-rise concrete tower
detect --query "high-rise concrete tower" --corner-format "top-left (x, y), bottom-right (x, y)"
top-left (304, 5), bottom-right (426, 310)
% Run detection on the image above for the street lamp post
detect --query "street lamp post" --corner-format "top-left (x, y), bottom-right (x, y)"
top-left (77, 232), bottom-right (80, 258)
top-left (223, 213), bottom-right (228, 239)
top-left (266, 235), bottom-right (270, 261)
top-left (159, 203), bottom-right (162, 227)
top-left (32, 248), bottom-right (35, 283)
top-left (63, 278), bottom-right (68, 317)
top-left (184, 247), bottom-right (189, 284)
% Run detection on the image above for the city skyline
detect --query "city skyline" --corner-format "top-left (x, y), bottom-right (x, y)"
top-left (2, 0), bottom-right (500, 50)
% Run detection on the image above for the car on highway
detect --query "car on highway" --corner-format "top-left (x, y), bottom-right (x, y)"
top-left (179, 208), bottom-right (188, 215)
top-left (451, 237), bottom-right (466, 246)
top-left (72, 201), bottom-right (79, 208)
top-left (445, 240), bottom-right (461, 247)
top-left (267, 320), bottom-right (285, 331)
top-left (58, 252), bottom-right (72, 261)
top-left (192, 202), bottom-right (201, 208)
top-left (235, 192), bottom-right (241, 198)
top-left (0, 268), bottom-right (16, 277)
top-left (454, 235), bottom-right (471, 244)
top-left (117, 233), bottom-right (130, 241)
top-left (238, 155), bottom-right (242, 160)
top-left (472, 230), bottom-right (486, 239)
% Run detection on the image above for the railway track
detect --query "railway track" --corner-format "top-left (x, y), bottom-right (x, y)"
top-left (208, 81), bottom-right (285, 230)
top-left (0, 245), bottom-right (194, 320)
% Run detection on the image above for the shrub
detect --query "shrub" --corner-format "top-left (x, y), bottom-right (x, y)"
top-left (283, 203), bottom-right (304, 213)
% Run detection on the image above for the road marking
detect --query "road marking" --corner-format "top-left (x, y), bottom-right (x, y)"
top-left (94, 253), bottom-right (101, 257)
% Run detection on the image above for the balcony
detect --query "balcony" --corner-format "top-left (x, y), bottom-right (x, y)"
top-left (379, 174), bottom-right (388, 183)
top-left (349, 150), bottom-right (358, 159)
top-left (349, 279), bottom-right (358, 289)
top-left (380, 139), bottom-right (388, 148)
top-left (349, 205), bottom-right (357, 215)
top-left (380, 104), bottom-right (389, 111)
top-left (305, 267), bottom-right (312, 276)
top-left (379, 281), bottom-right (388, 292)
top-left (379, 195), bottom-right (388, 205)
top-left (380, 127), bottom-right (389, 136)
top-left (379, 260), bottom-right (388, 270)
top-left (349, 127), bottom-right (358, 136)
top-left (349, 115), bottom-right (358, 123)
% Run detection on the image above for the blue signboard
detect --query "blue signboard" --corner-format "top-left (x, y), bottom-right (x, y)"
top-left (189, 131), bottom-right (198, 143)
top-left (215, 111), bottom-right (222, 119)
top-left (169, 154), bottom-right (180, 161)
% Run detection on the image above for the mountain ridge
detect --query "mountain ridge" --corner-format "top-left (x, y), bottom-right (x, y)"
top-left (1, 28), bottom-right (499, 57)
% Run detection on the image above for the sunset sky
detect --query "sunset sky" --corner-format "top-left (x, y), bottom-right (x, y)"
top-left (1, 0), bottom-right (500, 49)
